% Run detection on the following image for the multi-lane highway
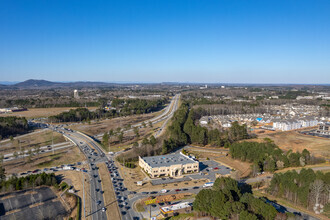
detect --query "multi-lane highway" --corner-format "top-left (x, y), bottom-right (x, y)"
top-left (94, 94), bottom-right (181, 139)
top-left (45, 94), bottom-right (181, 220)
top-left (60, 129), bottom-right (108, 220)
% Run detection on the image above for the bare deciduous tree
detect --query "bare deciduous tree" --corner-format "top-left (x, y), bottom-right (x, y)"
top-left (325, 184), bottom-right (330, 203)
top-left (310, 179), bottom-right (324, 205)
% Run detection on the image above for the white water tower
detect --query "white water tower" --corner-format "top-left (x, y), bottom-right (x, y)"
top-left (74, 89), bottom-right (79, 99)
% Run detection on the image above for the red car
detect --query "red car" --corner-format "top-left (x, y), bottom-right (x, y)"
top-left (214, 167), bottom-right (219, 170)
top-left (175, 189), bottom-right (181, 192)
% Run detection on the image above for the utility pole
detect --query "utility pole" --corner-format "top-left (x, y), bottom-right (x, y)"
top-left (83, 172), bottom-right (86, 219)
top-left (52, 130), bottom-right (54, 155)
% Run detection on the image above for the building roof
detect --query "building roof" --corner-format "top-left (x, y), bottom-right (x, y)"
top-left (160, 202), bottom-right (191, 213)
top-left (141, 153), bottom-right (198, 168)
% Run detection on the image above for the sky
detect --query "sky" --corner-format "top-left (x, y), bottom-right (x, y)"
top-left (0, 0), bottom-right (329, 84)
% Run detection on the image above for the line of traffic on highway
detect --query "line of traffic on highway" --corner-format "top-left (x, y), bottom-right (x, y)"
top-left (59, 128), bottom-right (108, 220)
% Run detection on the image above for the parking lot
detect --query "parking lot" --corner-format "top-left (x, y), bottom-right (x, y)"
top-left (0, 187), bottom-right (67, 220)
top-left (300, 130), bottom-right (330, 139)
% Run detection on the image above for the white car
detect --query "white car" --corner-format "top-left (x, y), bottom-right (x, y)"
top-left (160, 189), bottom-right (168, 193)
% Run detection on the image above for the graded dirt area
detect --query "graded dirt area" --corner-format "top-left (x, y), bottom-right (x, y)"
top-left (0, 107), bottom-right (97, 119)
top-left (106, 126), bottom-right (155, 152)
top-left (256, 131), bottom-right (330, 158)
top-left (3, 146), bottom-right (85, 174)
top-left (0, 129), bottom-right (66, 155)
top-left (56, 168), bottom-right (92, 220)
top-left (69, 112), bottom-right (158, 136)
top-left (98, 163), bottom-right (121, 220)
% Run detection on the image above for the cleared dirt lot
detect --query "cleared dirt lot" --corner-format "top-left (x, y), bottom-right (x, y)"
top-left (3, 146), bottom-right (85, 174)
top-left (255, 131), bottom-right (330, 158)
top-left (69, 113), bottom-right (158, 136)
top-left (105, 126), bottom-right (156, 152)
top-left (0, 107), bottom-right (97, 119)
top-left (56, 168), bottom-right (92, 220)
top-left (0, 129), bottom-right (66, 155)
top-left (98, 163), bottom-right (121, 220)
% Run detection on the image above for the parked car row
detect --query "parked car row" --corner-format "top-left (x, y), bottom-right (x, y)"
top-left (19, 163), bottom-right (86, 176)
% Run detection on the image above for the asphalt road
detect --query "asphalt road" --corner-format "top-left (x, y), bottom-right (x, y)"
top-left (3, 142), bottom-right (74, 162)
top-left (59, 129), bottom-right (108, 220)
top-left (94, 94), bottom-right (181, 139)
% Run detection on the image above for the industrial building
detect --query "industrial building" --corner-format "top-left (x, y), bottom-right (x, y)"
top-left (139, 153), bottom-right (199, 178)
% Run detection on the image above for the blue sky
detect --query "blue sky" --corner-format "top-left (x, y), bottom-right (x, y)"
top-left (0, 0), bottom-right (329, 83)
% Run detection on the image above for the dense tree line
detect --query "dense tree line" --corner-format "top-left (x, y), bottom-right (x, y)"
top-left (229, 141), bottom-right (320, 174)
top-left (193, 177), bottom-right (279, 219)
top-left (49, 108), bottom-right (97, 122)
top-left (268, 169), bottom-right (330, 216)
top-left (4, 98), bottom-right (99, 108)
top-left (0, 116), bottom-right (29, 139)
top-left (0, 172), bottom-right (58, 193)
top-left (162, 104), bottom-right (250, 154)
top-left (48, 98), bottom-right (167, 122)
top-left (278, 90), bottom-right (311, 99)
top-left (111, 98), bottom-right (167, 115)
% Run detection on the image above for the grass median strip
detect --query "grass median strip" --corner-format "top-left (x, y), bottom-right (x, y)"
top-left (98, 163), bottom-right (121, 220)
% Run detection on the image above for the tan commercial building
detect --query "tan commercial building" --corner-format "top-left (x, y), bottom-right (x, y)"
top-left (139, 153), bottom-right (199, 178)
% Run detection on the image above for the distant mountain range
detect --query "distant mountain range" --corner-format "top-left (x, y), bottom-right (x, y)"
top-left (0, 79), bottom-right (119, 89)
top-left (0, 79), bottom-right (329, 89)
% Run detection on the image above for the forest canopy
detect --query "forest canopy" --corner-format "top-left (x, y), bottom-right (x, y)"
top-left (0, 116), bottom-right (29, 139)
top-left (193, 177), bottom-right (279, 220)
